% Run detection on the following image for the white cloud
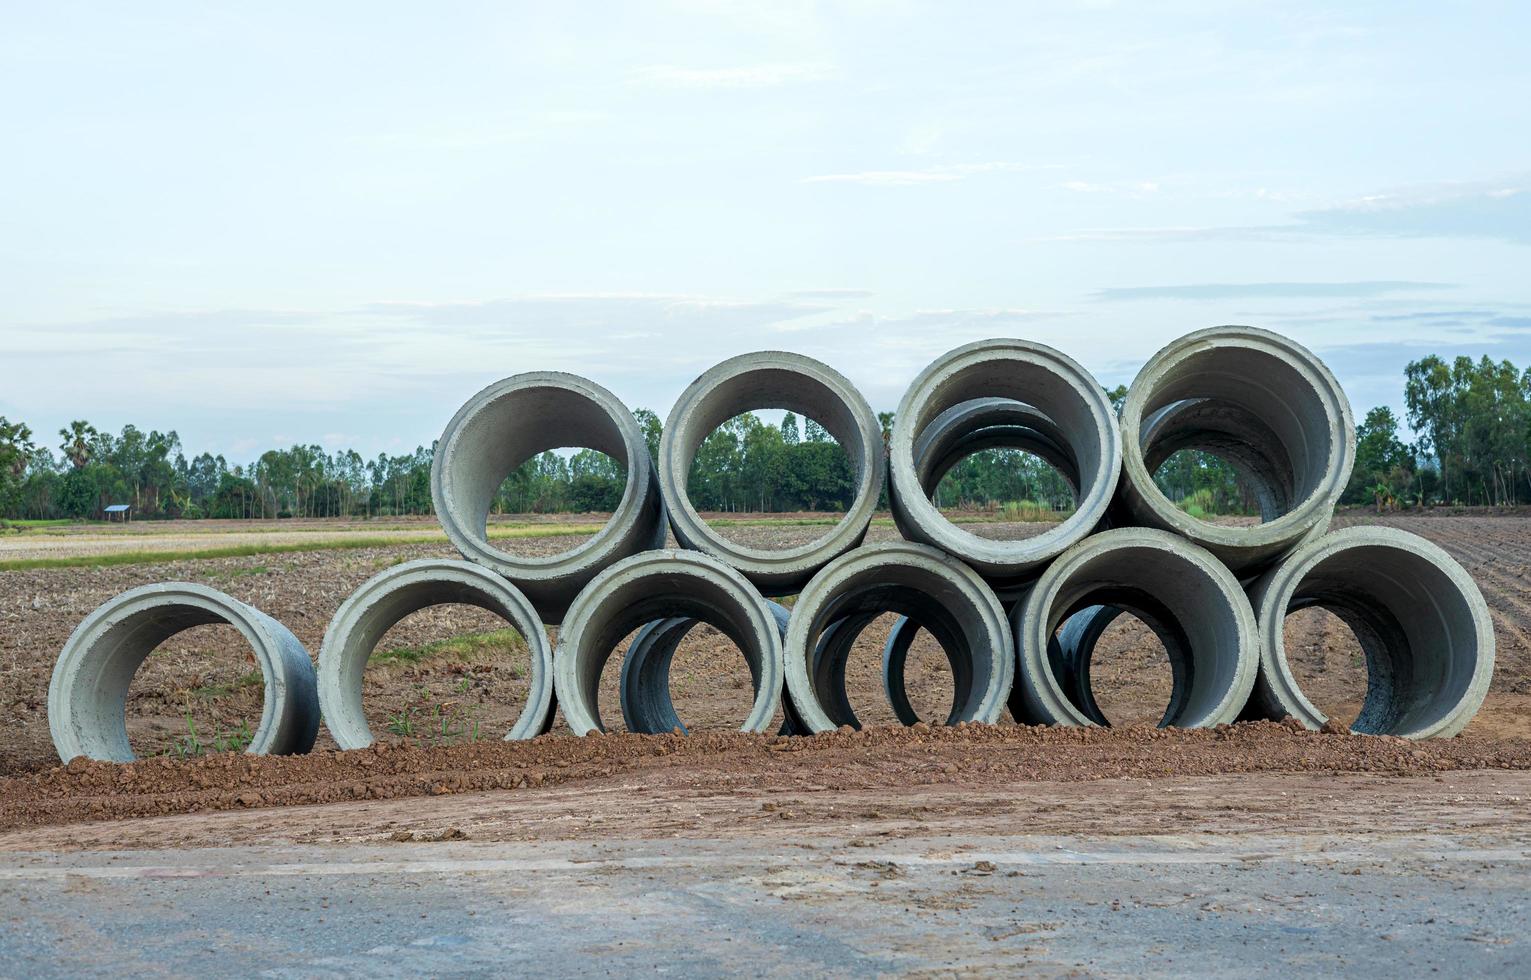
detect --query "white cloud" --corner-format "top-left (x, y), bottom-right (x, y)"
top-left (801, 162), bottom-right (1046, 186)
top-left (629, 63), bottom-right (834, 89)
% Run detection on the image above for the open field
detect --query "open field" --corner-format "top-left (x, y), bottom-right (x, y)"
top-left (3, 511), bottom-right (1530, 972)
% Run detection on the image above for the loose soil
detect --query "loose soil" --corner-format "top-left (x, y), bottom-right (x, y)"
top-left (2, 510), bottom-right (1529, 835)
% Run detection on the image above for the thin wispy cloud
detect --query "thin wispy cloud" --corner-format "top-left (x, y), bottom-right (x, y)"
top-left (801, 162), bottom-right (1046, 186)
top-left (1053, 176), bottom-right (1531, 245)
top-left (1095, 282), bottom-right (1456, 301)
top-left (630, 63), bottom-right (834, 89)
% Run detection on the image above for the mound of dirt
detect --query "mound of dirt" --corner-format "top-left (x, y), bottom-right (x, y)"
top-left (4, 720), bottom-right (1529, 833)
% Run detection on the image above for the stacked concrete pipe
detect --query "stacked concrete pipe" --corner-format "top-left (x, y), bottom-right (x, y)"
top-left (1116, 326), bottom-right (1355, 574)
top-left (318, 559), bottom-right (555, 749)
top-left (660, 351), bottom-right (885, 596)
top-left (432, 371), bottom-right (667, 624)
top-left (1242, 525), bottom-right (1493, 738)
top-left (554, 550), bottom-right (785, 735)
top-left (46, 327), bottom-right (1497, 764)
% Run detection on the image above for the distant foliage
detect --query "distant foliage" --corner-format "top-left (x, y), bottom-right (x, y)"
top-left (6, 356), bottom-right (1525, 520)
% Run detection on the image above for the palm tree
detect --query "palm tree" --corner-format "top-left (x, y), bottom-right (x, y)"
top-left (59, 420), bottom-right (98, 470)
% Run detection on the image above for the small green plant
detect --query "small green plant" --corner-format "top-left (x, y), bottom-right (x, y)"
top-left (386, 708), bottom-right (417, 737)
top-left (169, 711), bottom-right (205, 758)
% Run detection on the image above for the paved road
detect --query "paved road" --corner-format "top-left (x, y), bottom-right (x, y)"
top-left (1, 829), bottom-right (1527, 977)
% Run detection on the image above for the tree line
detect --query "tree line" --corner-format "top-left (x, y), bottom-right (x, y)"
top-left (1, 353), bottom-right (1522, 522)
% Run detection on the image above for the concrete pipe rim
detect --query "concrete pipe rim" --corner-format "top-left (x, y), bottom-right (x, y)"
top-left (784, 540), bottom-right (1014, 734)
top-left (659, 351), bottom-right (885, 594)
top-left (47, 582), bottom-right (318, 763)
top-left (317, 558), bottom-right (554, 750)
top-left (430, 371), bottom-right (666, 621)
top-left (617, 601), bottom-right (791, 735)
top-left (889, 339), bottom-right (1121, 581)
top-left (1249, 525), bottom-right (1494, 739)
top-left (914, 397), bottom-right (1082, 498)
top-left (1014, 527), bottom-right (1259, 728)
top-left (1118, 325), bottom-right (1355, 563)
top-left (554, 549), bottom-right (784, 735)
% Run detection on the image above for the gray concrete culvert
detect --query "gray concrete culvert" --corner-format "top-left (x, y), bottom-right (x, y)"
top-left (889, 340), bottom-right (1120, 591)
top-left (431, 371), bottom-right (667, 624)
top-left (1117, 325), bottom-right (1355, 574)
top-left (47, 583), bottom-right (318, 763)
top-left (1244, 525), bottom-right (1494, 739)
top-left (1012, 527), bottom-right (1258, 728)
top-left (914, 397), bottom-right (1082, 499)
top-left (659, 351), bottom-right (885, 596)
top-left (784, 541), bottom-right (1013, 733)
top-left (317, 559), bottom-right (555, 749)
top-left (618, 602), bottom-right (791, 735)
top-left (554, 550), bottom-right (784, 735)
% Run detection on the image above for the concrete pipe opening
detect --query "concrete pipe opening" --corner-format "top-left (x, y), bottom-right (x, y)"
top-left (890, 340), bottom-right (1120, 590)
top-left (914, 397), bottom-right (1083, 498)
top-left (1037, 602), bottom-right (1190, 727)
top-left (554, 550), bottom-right (784, 735)
top-left (660, 351), bottom-right (885, 595)
top-left (48, 583), bottom-right (318, 763)
top-left (784, 541), bottom-right (1013, 733)
top-left (317, 559), bottom-right (554, 749)
top-left (1013, 528), bottom-right (1258, 728)
top-left (1246, 526), bottom-right (1493, 739)
top-left (1118, 326), bottom-right (1355, 573)
top-left (618, 602), bottom-right (791, 734)
top-left (431, 372), bottom-right (667, 624)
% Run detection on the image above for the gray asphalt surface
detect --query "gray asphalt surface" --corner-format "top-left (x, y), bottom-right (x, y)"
top-left (1, 830), bottom-right (1527, 977)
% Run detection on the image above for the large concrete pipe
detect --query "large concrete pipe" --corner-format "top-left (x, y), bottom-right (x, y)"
top-left (1012, 528), bottom-right (1258, 728)
top-left (660, 351), bottom-right (885, 595)
top-left (1036, 601), bottom-right (1194, 727)
top-left (914, 397), bottom-right (1082, 500)
top-left (48, 583), bottom-right (318, 763)
top-left (1245, 525), bottom-right (1494, 738)
top-left (889, 340), bottom-right (1120, 590)
top-left (618, 602), bottom-right (791, 734)
top-left (1117, 326), bottom-right (1355, 573)
top-left (317, 559), bottom-right (554, 749)
top-left (432, 372), bottom-right (667, 624)
top-left (784, 541), bottom-right (1013, 732)
top-left (554, 550), bottom-right (784, 735)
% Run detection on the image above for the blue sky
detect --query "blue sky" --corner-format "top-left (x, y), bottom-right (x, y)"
top-left (3, 1), bottom-right (1529, 461)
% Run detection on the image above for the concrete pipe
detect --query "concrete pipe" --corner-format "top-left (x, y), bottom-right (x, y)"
top-left (619, 601), bottom-right (791, 734)
top-left (48, 583), bottom-right (318, 763)
top-left (318, 559), bottom-right (554, 749)
top-left (555, 550), bottom-right (784, 735)
top-left (660, 351), bottom-right (885, 596)
top-left (1118, 326), bottom-right (1355, 573)
top-left (784, 541), bottom-right (1013, 732)
top-left (914, 397), bottom-right (1082, 500)
top-left (1012, 528), bottom-right (1258, 728)
top-left (1245, 525), bottom-right (1494, 738)
top-left (1035, 601), bottom-right (1195, 727)
top-left (432, 372), bottom-right (667, 624)
top-left (889, 340), bottom-right (1120, 590)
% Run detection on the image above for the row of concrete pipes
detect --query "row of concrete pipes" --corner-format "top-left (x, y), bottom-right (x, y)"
top-left (48, 327), bottom-right (1495, 763)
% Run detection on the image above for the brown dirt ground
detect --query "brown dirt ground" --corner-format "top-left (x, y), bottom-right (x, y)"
top-left (1, 510), bottom-right (1528, 835)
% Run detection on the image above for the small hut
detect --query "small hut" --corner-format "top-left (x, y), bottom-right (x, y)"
top-left (104, 504), bottom-right (131, 523)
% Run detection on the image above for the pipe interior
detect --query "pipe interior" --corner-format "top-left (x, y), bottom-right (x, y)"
top-left (1048, 599), bottom-right (1192, 728)
top-left (1279, 545), bottom-right (1484, 735)
top-left (70, 604), bottom-right (261, 762)
top-left (803, 566), bottom-right (999, 726)
top-left (331, 580), bottom-right (530, 746)
top-left (572, 575), bottom-right (767, 733)
top-left (675, 368), bottom-right (868, 502)
top-left (451, 385), bottom-right (632, 540)
top-left (1138, 346), bottom-right (1333, 521)
top-left (1043, 547), bottom-right (1242, 726)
